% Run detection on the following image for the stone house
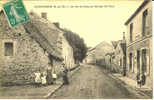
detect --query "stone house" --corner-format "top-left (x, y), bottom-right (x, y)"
top-left (125, 0), bottom-right (152, 88)
top-left (83, 48), bottom-right (97, 64)
top-left (0, 11), bottom-right (66, 85)
top-left (52, 22), bottom-right (75, 70)
top-left (113, 40), bottom-right (124, 73)
top-left (83, 42), bottom-right (114, 65)
top-left (104, 52), bottom-right (114, 71)
top-left (112, 33), bottom-right (126, 75)
top-left (61, 35), bottom-right (75, 69)
top-left (113, 40), bottom-right (126, 74)
top-left (84, 53), bottom-right (96, 64)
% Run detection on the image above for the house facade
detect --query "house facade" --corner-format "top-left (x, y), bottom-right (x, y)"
top-left (52, 22), bottom-right (75, 70)
top-left (61, 35), bottom-right (75, 69)
top-left (125, 0), bottom-right (152, 88)
top-left (0, 11), bottom-right (64, 85)
top-left (113, 40), bottom-right (124, 73)
top-left (83, 48), bottom-right (96, 64)
top-left (84, 53), bottom-right (96, 64)
top-left (112, 33), bottom-right (126, 75)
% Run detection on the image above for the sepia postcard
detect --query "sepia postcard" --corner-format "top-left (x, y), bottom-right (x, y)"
top-left (0, 0), bottom-right (153, 99)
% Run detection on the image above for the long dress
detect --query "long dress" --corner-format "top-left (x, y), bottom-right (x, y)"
top-left (46, 69), bottom-right (53, 85)
top-left (63, 69), bottom-right (69, 85)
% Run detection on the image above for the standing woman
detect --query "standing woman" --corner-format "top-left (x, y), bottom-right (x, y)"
top-left (46, 63), bottom-right (53, 85)
top-left (62, 63), bottom-right (69, 85)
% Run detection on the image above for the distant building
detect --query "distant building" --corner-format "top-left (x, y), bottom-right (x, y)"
top-left (125, 0), bottom-right (152, 88)
top-left (112, 32), bottom-right (126, 75)
top-left (83, 41), bottom-right (114, 65)
top-left (104, 52), bottom-right (114, 71)
top-left (0, 11), bottom-right (64, 85)
top-left (84, 53), bottom-right (96, 64)
top-left (113, 40), bottom-right (124, 73)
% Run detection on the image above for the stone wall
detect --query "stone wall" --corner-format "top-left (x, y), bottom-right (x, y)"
top-left (0, 35), bottom-right (51, 85)
top-left (0, 12), bottom-right (54, 86)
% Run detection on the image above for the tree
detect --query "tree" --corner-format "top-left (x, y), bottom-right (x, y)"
top-left (62, 28), bottom-right (87, 63)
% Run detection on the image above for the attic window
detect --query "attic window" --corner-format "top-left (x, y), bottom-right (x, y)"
top-left (18, 33), bottom-right (21, 36)
top-left (4, 42), bottom-right (14, 56)
top-left (41, 12), bottom-right (47, 19)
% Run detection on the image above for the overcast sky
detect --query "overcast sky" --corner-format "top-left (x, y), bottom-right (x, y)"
top-left (0, 0), bottom-right (143, 47)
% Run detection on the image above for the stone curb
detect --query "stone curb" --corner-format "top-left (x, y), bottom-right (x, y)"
top-left (106, 72), bottom-right (151, 99)
top-left (68, 66), bottom-right (80, 79)
top-left (44, 83), bottom-right (64, 98)
top-left (112, 74), bottom-right (151, 98)
top-left (44, 66), bottom-right (80, 98)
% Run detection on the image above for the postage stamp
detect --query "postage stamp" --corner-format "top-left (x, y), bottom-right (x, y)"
top-left (2, 0), bottom-right (29, 27)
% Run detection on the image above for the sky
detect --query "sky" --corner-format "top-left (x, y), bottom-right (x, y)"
top-left (0, 0), bottom-right (143, 47)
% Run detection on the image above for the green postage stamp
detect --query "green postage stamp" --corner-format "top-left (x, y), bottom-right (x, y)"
top-left (2, 0), bottom-right (29, 27)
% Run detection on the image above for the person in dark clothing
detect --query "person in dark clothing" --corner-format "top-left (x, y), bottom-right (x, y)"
top-left (136, 73), bottom-right (141, 88)
top-left (62, 63), bottom-right (69, 85)
top-left (46, 63), bottom-right (53, 85)
top-left (141, 74), bottom-right (146, 85)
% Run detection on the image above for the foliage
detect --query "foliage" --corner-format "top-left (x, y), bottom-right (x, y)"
top-left (62, 28), bottom-right (87, 63)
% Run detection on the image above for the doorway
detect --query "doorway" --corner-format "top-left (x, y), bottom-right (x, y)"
top-left (142, 49), bottom-right (147, 74)
top-left (129, 53), bottom-right (133, 72)
top-left (137, 50), bottom-right (140, 75)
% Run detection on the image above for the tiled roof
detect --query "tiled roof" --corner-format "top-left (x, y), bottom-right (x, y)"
top-left (0, 11), bottom-right (63, 60)
top-left (24, 12), bottom-right (64, 60)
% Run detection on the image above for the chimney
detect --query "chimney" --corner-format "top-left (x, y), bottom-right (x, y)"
top-left (123, 32), bottom-right (125, 40)
top-left (41, 12), bottom-right (47, 19)
top-left (122, 32), bottom-right (126, 43)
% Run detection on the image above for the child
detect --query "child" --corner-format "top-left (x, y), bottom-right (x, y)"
top-left (52, 73), bottom-right (57, 84)
top-left (41, 72), bottom-right (47, 86)
top-left (136, 73), bottom-right (141, 88)
top-left (34, 71), bottom-right (41, 88)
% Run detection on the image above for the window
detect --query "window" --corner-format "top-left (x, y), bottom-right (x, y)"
top-left (130, 23), bottom-right (133, 42)
top-left (129, 53), bottom-right (133, 71)
top-left (142, 9), bottom-right (148, 36)
top-left (137, 50), bottom-right (140, 74)
top-left (41, 12), bottom-right (47, 19)
top-left (142, 49), bottom-right (147, 73)
top-left (4, 42), bottom-right (13, 56)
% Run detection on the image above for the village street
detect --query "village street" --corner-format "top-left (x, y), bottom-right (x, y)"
top-left (50, 64), bottom-right (143, 99)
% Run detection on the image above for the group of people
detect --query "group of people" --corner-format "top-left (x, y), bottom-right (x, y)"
top-left (34, 63), bottom-right (69, 87)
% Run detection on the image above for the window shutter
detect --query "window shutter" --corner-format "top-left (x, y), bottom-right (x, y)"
top-left (146, 49), bottom-right (150, 75)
